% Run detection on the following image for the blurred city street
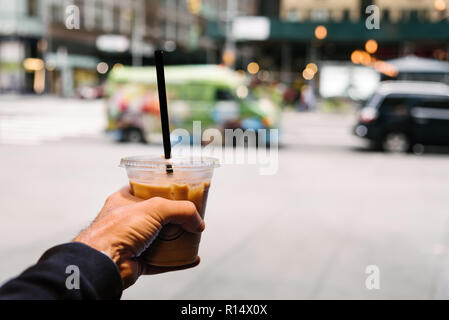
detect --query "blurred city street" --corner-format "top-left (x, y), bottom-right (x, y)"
top-left (2, 96), bottom-right (449, 299)
top-left (1, 0), bottom-right (449, 303)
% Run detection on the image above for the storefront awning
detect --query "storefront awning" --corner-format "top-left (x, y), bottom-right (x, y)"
top-left (45, 53), bottom-right (99, 70)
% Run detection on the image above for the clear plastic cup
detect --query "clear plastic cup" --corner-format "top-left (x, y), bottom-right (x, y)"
top-left (120, 156), bottom-right (219, 267)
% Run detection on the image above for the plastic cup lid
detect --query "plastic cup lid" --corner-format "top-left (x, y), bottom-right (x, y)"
top-left (120, 155), bottom-right (219, 171)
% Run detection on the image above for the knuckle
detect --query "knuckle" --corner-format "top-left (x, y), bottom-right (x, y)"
top-left (147, 196), bottom-right (166, 208)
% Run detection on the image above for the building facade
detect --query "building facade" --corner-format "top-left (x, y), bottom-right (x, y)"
top-left (0, 0), bottom-right (45, 93)
top-left (0, 0), bottom-right (260, 95)
top-left (279, 0), bottom-right (449, 23)
top-left (280, 0), bottom-right (361, 22)
top-left (1, 0), bottom-right (448, 94)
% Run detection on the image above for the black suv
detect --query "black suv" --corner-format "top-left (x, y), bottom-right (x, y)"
top-left (354, 81), bottom-right (449, 152)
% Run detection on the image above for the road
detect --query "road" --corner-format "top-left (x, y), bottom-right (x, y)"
top-left (1, 96), bottom-right (449, 299)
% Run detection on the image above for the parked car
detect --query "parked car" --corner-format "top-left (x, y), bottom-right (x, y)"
top-left (104, 65), bottom-right (281, 144)
top-left (354, 81), bottom-right (449, 152)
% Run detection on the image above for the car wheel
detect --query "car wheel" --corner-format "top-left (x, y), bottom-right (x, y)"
top-left (382, 132), bottom-right (409, 153)
top-left (124, 128), bottom-right (145, 143)
top-left (412, 143), bottom-right (425, 155)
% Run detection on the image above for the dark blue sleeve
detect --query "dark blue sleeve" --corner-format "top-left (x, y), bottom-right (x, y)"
top-left (0, 242), bottom-right (123, 300)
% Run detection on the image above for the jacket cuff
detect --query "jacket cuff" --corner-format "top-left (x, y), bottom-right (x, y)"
top-left (39, 242), bottom-right (123, 299)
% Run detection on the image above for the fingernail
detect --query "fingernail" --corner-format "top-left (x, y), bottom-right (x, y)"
top-left (197, 221), bottom-right (205, 232)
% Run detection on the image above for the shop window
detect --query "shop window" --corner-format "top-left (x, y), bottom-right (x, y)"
top-left (28, 0), bottom-right (38, 17)
top-left (95, 2), bottom-right (103, 30)
top-left (286, 9), bottom-right (298, 22)
top-left (382, 9), bottom-right (390, 22)
top-left (310, 9), bottom-right (330, 22)
top-left (51, 4), bottom-right (63, 23)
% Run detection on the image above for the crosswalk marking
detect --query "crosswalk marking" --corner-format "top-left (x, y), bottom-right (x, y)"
top-left (0, 97), bottom-right (106, 146)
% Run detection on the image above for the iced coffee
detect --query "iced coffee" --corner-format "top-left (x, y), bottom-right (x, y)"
top-left (120, 156), bottom-right (218, 267)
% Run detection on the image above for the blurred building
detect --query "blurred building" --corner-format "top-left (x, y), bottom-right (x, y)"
top-left (280, 0), bottom-right (449, 22)
top-left (0, 0), bottom-right (44, 93)
top-left (376, 0), bottom-right (449, 22)
top-left (0, 0), bottom-right (260, 96)
top-left (1, 0), bottom-right (448, 96)
top-left (280, 0), bottom-right (361, 22)
top-left (206, 0), bottom-right (449, 99)
top-left (223, 0), bottom-right (449, 65)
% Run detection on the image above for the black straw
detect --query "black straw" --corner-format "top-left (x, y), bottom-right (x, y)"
top-left (155, 50), bottom-right (173, 174)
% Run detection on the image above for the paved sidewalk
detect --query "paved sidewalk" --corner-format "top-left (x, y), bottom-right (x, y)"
top-left (1, 101), bottom-right (449, 299)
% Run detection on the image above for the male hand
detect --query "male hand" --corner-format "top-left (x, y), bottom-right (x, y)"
top-left (73, 187), bottom-right (205, 289)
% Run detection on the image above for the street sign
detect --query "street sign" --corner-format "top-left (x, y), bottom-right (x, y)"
top-left (96, 34), bottom-right (130, 53)
top-left (232, 17), bottom-right (270, 41)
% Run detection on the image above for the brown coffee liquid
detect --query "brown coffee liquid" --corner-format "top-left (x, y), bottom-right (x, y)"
top-left (129, 180), bottom-right (210, 266)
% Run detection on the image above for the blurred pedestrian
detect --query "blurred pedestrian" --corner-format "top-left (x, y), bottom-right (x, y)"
top-left (300, 85), bottom-right (317, 111)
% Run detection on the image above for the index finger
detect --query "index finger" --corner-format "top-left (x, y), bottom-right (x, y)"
top-left (144, 197), bottom-right (205, 234)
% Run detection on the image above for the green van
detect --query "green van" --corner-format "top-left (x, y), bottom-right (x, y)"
top-left (104, 65), bottom-right (281, 144)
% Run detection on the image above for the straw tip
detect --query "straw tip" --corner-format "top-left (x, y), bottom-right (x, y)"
top-left (166, 164), bottom-right (173, 174)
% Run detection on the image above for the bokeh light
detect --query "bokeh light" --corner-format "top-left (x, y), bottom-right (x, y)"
top-left (351, 50), bottom-right (363, 64)
top-left (247, 62), bottom-right (260, 74)
top-left (236, 85), bottom-right (249, 99)
top-left (306, 63), bottom-right (318, 74)
top-left (433, 49), bottom-right (448, 60)
top-left (360, 51), bottom-right (372, 65)
top-left (302, 68), bottom-right (315, 80)
top-left (45, 62), bottom-right (56, 71)
top-left (96, 62), bottom-right (109, 74)
top-left (258, 70), bottom-right (271, 81)
top-left (365, 40), bottom-right (378, 54)
top-left (222, 50), bottom-right (236, 66)
top-left (314, 25), bottom-right (327, 40)
top-left (23, 58), bottom-right (44, 71)
top-left (351, 50), bottom-right (372, 65)
top-left (434, 0), bottom-right (447, 11)
top-left (188, 0), bottom-right (202, 15)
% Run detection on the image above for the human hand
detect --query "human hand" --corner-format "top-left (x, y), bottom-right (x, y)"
top-left (73, 187), bottom-right (205, 289)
